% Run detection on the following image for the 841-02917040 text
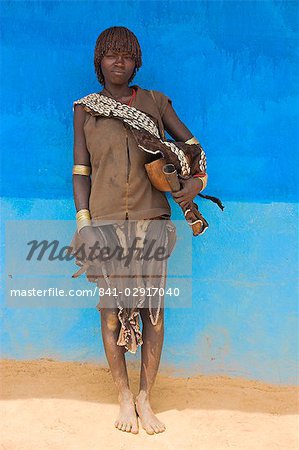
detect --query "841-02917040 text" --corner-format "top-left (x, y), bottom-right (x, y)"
top-left (98, 287), bottom-right (180, 297)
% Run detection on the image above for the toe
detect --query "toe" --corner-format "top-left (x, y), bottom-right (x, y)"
top-left (145, 425), bottom-right (155, 435)
top-left (117, 421), bottom-right (123, 430)
top-left (153, 424), bottom-right (160, 433)
top-left (125, 423), bottom-right (131, 432)
top-left (114, 420), bottom-right (119, 428)
top-left (158, 421), bottom-right (165, 431)
top-left (131, 424), bottom-right (139, 434)
top-left (121, 422), bottom-right (127, 431)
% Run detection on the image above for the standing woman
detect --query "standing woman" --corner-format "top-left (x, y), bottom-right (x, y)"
top-left (71, 26), bottom-right (206, 435)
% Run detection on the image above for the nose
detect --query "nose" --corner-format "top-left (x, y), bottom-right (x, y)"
top-left (115, 55), bottom-right (125, 66)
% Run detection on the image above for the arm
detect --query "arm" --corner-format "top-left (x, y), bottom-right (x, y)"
top-left (162, 102), bottom-right (206, 208)
top-left (72, 105), bottom-right (98, 245)
top-left (73, 104), bottom-right (91, 212)
top-left (162, 101), bottom-right (194, 142)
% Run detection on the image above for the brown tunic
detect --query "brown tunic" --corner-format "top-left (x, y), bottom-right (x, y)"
top-left (76, 85), bottom-right (173, 221)
top-left (71, 86), bottom-right (177, 353)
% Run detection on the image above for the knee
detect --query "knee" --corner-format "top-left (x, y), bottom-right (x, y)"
top-left (100, 309), bottom-right (120, 332)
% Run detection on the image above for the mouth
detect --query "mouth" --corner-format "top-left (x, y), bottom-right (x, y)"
top-left (112, 70), bottom-right (125, 75)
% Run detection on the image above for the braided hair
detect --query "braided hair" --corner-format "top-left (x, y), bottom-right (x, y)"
top-left (94, 26), bottom-right (142, 85)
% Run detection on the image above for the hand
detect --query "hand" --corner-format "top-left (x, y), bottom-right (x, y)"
top-left (171, 177), bottom-right (203, 209)
top-left (78, 226), bottom-right (100, 261)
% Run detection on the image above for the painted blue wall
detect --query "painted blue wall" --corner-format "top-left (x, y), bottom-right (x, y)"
top-left (1, 1), bottom-right (298, 384)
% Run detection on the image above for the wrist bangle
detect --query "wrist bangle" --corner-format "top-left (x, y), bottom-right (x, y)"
top-left (77, 219), bottom-right (92, 233)
top-left (76, 209), bottom-right (91, 233)
top-left (76, 208), bottom-right (90, 215)
top-left (185, 136), bottom-right (199, 145)
top-left (193, 173), bottom-right (207, 178)
top-left (193, 173), bottom-right (208, 191)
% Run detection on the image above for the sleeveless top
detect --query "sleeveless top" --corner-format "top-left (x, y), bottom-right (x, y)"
top-left (74, 85), bottom-right (173, 222)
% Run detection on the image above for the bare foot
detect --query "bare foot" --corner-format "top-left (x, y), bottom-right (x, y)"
top-left (135, 392), bottom-right (166, 434)
top-left (114, 390), bottom-right (139, 433)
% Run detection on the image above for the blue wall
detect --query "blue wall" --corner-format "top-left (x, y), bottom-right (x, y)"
top-left (1, 1), bottom-right (298, 384)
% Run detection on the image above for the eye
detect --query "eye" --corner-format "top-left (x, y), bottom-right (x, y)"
top-left (104, 51), bottom-right (115, 58)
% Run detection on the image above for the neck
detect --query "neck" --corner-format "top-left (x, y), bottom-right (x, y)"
top-left (103, 82), bottom-right (133, 99)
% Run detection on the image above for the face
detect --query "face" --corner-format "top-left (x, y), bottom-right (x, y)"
top-left (101, 50), bottom-right (136, 85)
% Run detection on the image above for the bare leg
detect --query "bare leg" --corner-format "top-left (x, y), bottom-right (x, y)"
top-left (135, 307), bottom-right (166, 434)
top-left (100, 307), bottom-right (138, 433)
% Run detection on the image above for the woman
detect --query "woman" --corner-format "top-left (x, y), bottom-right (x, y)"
top-left (71, 26), bottom-right (206, 435)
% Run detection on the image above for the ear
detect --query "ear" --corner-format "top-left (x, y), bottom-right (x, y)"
top-left (99, 66), bottom-right (105, 84)
top-left (130, 66), bottom-right (137, 79)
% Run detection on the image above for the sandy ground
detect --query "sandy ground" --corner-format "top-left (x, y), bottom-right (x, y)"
top-left (0, 359), bottom-right (298, 450)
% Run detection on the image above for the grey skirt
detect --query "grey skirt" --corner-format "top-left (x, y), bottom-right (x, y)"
top-left (69, 217), bottom-right (177, 354)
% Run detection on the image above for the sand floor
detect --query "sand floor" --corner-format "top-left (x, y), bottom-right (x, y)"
top-left (0, 359), bottom-right (298, 450)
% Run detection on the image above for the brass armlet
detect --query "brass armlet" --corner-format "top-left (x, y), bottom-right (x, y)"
top-left (185, 136), bottom-right (199, 145)
top-left (73, 165), bottom-right (91, 176)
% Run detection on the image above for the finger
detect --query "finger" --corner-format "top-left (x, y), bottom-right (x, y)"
top-left (176, 195), bottom-right (190, 204)
top-left (180, 202), bottom-right (189, 209)
top-left (172, 198), bottom-right (182, 204)
top-left (172, 191), bottom-right (186, 199)
top-left (171, 195), bottom-right (184, 203)
top-left (171, 190), bottom-right (185, 198)
top-left (174, 198), bottom-right (184, 204)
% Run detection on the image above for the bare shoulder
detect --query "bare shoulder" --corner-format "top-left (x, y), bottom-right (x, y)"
top-left (73, 92), bottom-right (100, 125)
top-left (148, 89), bottom-right (171, 101)
top-left (73, 103), bottom-right (86, 116)
top-left (73, 92), bottom-right (99, 105)
top-left (73, 92), bottom-right (98, 111)
top-left (73, 104), bottom-right (87, 133)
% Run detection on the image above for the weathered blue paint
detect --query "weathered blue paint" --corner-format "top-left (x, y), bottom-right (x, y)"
top-left (1, 1), bottom-right (298, 384)
top-left (1, 0), bottom-right (298, 201)
top-left (1, 197), bottom-right (298, 385)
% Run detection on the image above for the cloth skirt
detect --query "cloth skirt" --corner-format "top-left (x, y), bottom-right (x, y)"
top-left (69, 217), bottom-right (177, 354)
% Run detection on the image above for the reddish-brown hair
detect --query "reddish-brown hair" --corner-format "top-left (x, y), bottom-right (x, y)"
top-left (94, 26), bottom-right (142, 85)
